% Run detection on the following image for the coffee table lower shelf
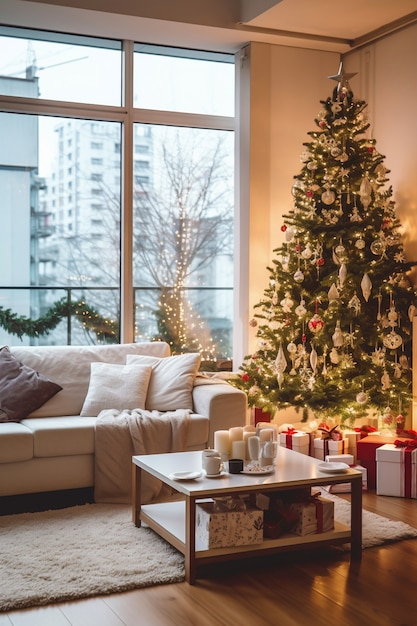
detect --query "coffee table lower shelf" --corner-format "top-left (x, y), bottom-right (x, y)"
top-left (140, 500), bottom-right (353, 576)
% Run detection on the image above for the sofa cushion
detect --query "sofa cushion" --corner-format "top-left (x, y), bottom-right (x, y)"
top-left (10, 342), bottom-right (170, 418)
top-left (80, 362), bottom-right (152, 416)
top-left (0, 422), bottom-right (34, 462)
top-left (126, 352), bottom-right (201, 411)
top-left (0, 346), bottom-right (62, 423)
top-left (20, 417), bottom-right (97, 457)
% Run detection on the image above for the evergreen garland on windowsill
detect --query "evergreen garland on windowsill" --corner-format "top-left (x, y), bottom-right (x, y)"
top-left (0, 298), bottom-right (118, 343)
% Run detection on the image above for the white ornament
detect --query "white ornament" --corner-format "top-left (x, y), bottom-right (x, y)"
top-left (287, 341), bottom-right (297, 354)
top-left (275, 344), bottom-right (287, 374)
top-left (332, 321), bottom-right (344, 348)
top-left (301, 243), bottom-right (313, 259)
top-left (310, 345), bottom-right (318, 373)
top-left (383, 331), bottom-right (403, 350)
top-left (294, 269), bottom-right (305, 283)
top-left (280, 292), bottom-right (294, 312)
top-left (329, 347), bottom-right (340, 364)
top-left (338, 263), bottom-right (347, 288)
top-left (322, 189), bottom-right (336, 205)
top-left (361, 273), bottom-right (372, 302)
top-left (328, 283), bottom-right (339, 303)
top-left (381, 370), bottom-right (391, 390)
top-left (356, 391), bottom-right (367, 404)
top-left (348, 294), bottom-right (361, 316)
top-left (295, 299), bottom-right (307, 317)
top-left (285, 227), bottom-right (295, 242)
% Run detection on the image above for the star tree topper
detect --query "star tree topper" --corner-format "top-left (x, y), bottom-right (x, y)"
top-left (328, 61), bottom-right (357, 95)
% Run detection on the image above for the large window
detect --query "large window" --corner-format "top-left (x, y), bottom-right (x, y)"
top-left (0, 27), bottom-right (235, 361)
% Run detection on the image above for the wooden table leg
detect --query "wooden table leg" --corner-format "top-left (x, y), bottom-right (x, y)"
top-left (132, 462), bottom-right (142, 527)
top-left (350, 475), bottom-right (362, 561)
top-left (184, 496), bottom-right (197, 584)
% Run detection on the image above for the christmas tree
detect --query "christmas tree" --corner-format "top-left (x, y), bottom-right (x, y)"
top-left (233, 64), bottom-right (417, 429)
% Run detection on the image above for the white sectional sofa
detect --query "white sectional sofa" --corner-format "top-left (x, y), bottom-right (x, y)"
top-left (0, 342), bottom-right (247, 498)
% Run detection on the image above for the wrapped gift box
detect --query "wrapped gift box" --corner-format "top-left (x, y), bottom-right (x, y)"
top-left (279, 431), bottom-right (310, 455)
top-left (342, 431), bottom-right (361, 462)
top-left (255, 488), bottom-right (312, 511)
top-left (356, 434), bottom-right (405, 489)
top-left (321, 465), bottom-right (367, 493)
top-left (196, 501), bottom-right (263, 549)
top-left (376, 444), bottom-right (417, 498)
top-left (325, 453), bottom-right (354, 465)
top-left (314, 438), bottom-right (348, 460)
top-left (289, 496), bottom-right (334, 536)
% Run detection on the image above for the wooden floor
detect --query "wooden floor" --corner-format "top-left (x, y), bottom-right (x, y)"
top-left (1, 491), bottom-right (416, 626)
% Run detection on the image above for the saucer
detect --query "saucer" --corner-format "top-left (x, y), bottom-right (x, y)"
top-left (204, 470), bottom-right (226, 478)
top-left (169, 471), bottom-right (203, 481)
top-left (318, 462), bottom-right (349, 473)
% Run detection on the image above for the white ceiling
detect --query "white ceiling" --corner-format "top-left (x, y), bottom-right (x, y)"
top-left (2, 0), bottom-right (417, 54)
top-left (245, 0), bottom-right (417, 45)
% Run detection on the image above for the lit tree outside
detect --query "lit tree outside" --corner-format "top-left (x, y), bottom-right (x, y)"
top-left (233, 65), bottom-right (417, 429)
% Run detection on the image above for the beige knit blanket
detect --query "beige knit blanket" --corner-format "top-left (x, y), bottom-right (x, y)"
top-left (94, 408), bottom-right (191, 504)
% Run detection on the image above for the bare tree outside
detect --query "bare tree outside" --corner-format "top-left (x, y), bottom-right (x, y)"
top-left (133, 125), bottom-right (234, 360)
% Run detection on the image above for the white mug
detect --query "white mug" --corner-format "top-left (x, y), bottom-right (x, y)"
top-left (202, 450), bottom-right (223, 475)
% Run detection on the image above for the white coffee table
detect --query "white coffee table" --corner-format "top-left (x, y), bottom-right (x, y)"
top-left (132, 448), bottom-right (362, 584)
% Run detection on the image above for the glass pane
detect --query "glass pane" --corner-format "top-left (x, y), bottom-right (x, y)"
top-left (132, 124), bottom-right (234, 361)
top-left (0, 112), bottom-right (121, 345)
top-left (0, 27), bottom-right (122, 106)
top-left (134, 46), bottom-right (234, 116)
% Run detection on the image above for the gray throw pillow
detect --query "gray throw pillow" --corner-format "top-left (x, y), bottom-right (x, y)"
top-left (0, 345), bottom-right (62, 422)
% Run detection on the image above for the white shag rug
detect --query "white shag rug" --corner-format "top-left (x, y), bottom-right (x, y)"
top-left (1, 497), bottom-right (417, 612)
top-left (324, 492), bottom-right (417, 549)
top-left (0, 503), bottom-right (184, 612)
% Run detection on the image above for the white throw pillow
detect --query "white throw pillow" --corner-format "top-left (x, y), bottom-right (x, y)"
top-left (126, 352), bottom-right (201, 411)
top-left (80, 362), bottom-right (152, 416)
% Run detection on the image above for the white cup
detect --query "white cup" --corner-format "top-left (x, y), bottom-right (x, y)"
top-left (202, 450), bottom-right (223, 475)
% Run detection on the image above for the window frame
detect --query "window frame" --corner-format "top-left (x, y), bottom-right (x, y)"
top-left (0, 28), bottom-right (236, 347)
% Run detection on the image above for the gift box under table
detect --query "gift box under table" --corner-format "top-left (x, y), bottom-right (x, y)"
top-left (314, 438), bottom-right (348, 460)
top-left (356, 435), bottom-right (407, 489)
top-left (279, 431), bottom-right (310, 456)
top-left (195, 501), bottom-right (264, 549)
top-left (376, 444), bottom-right (417, 498)
top-left (288, 496), bottom-right (334, 536)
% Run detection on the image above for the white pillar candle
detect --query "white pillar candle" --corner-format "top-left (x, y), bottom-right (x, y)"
top-left (248, 435), bottom-right (261, 462)
top-left (259, 428), bottom-right (275, 442)
top-left (229, 426), bottom-right (244, 443)
top-left (257, 421), bottom-right (273, 431)
top-left (231, 440), bottom-right (246, 461)
top-left (214, 430), bottom-right (230, 455)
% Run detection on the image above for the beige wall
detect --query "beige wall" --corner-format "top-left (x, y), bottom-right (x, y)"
top-left (239, 42), bottom-right (339, 362)
top-left (343, 23), bottom-right (417, 285)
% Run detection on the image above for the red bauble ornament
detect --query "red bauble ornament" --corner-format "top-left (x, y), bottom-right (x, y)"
top-left (319, 120), bottom-right (326, 128)
top-left (367, 146), bottom-right (375, 153)
top-left (306, 190), bottom-right (313, 198)
top-left (295, 244), bottom-right (301, 252)
top-left (281, 224), bottom-right (287, 232)
top-left (308, 314), bottom-right (325, 333)
top-left (241, 373), bottom-right (250, 382)
top-left (317, 257), bottom-right (325, 266)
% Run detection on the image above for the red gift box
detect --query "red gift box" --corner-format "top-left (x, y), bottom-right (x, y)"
top-left (356, 435), bottom-right (408, 489)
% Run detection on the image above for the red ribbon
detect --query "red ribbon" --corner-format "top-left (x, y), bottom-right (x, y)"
top-left (394, 441), bottom-right (416, 498)
top-left (395, 439), bottom-right (417, 449)
top-left (282, 427), bottom-right (297, 449)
